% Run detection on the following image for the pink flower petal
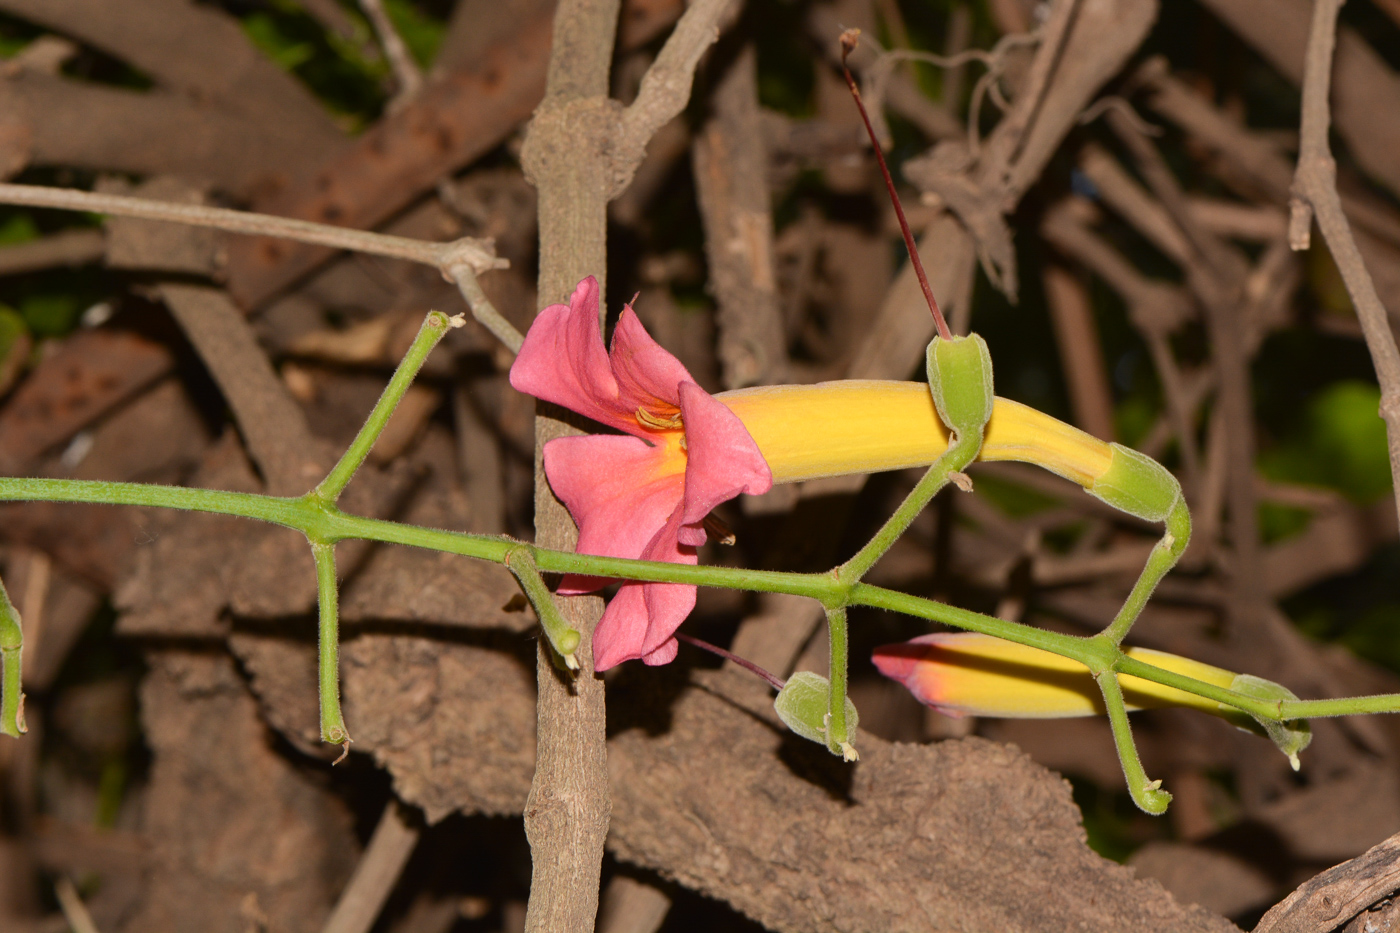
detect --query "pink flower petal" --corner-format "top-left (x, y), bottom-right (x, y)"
top-left (593, 584), bottom-right (651, 671)
top-left (594, 580), bottom-right (696, 671)
top-left (510, 280), bottom-right (704, 437)
top-left (677, 381), bottom-right (773, 527)
top-left (642, 638), bottom-right (679, 666)
top-left (592, 508), bottom-right (699, 671)
top-left (609, 307), bottom-right (696, 413)
top-left (542, 434), bottom-right (684, 594)
top-left (509, 277), bottom-right (634, 434)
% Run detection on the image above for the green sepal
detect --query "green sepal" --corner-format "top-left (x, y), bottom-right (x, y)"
top-left (774, 671), bottom-right (860, 748)
top-left (1218, 674), bottom-right (1312, 771)
top-left (1089, 443), bottom-right (1182, 522)
top-left (926, 334), bottom-right (994, 438)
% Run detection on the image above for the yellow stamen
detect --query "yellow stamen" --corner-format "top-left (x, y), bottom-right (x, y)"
top-left (635, 407), bottom-right (684, 430)
top-left (702, 514), bottom-right (736, 545)
top-left (719, 380), bottom-right (1114, 487)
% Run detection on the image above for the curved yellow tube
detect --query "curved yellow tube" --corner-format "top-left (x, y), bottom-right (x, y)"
top-left (874, 633), bottom-right (1238, 719)
top-left (718, 380), bottom-right (1114, 487)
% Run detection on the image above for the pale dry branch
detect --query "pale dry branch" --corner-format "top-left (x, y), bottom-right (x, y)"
top-left (611, 0), bottom-right (737, 195)
top-left (1286, 0), bottom-right (1400, 527)
top-left (1254, 831), bottom-right (1400, 933)
top-left (358, 0), bottom-right (425, 102)
top-left (0, 182), bottom-right (522, 351)
top-left (53, 876), bottom-right (101, 933)
top-left (320, 801), bottom-right (421, 933)
top-left (1197, 0), bottom-right (1400, 205)
top-left (0, 227), bottom-right (104, 276)
top-left (1043, 262), bottom-right (1115, 441)
top-left (0, 183), bottom-right (500, 273)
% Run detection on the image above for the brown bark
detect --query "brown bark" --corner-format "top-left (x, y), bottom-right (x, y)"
top-left (692, 44), bottom-right (788, 389)
top-left (0, 71), bottom-right (328, 197)
top-left (518, 0), bottom-right (621, 925)
top-left (0, 0), bottom-right (347, 156)
top-left (226, 9), bottom-right (555, 308)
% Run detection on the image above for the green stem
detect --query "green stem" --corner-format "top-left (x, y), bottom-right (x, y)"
top-left (314, 311), bottom-right (460, 503)
top-left (1282, 696), bottom-right (1400, 718)
top-left (1099, 499), bottom-right (1192, 645)
top-left (824, 605), bottom-right (856, 760)
top-left (506, 546), bottom-right (581, 670)
top-left (6, 477), bottom-right (1400, 725)
top-left (1097, 671), bottom-right (1171, 814)
top-left (837, 427), bottom-right (982, 586)
top-left (311, 542), bottom-right (350, 753)
top-left (1113, 654), bottom-right (1279, 720)
top-left (0, 576), bottom-right (24, 738)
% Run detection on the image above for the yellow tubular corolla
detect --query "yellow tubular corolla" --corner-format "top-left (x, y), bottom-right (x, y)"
top-left (883, 634), bottom-right (1239, 719)
top-left (718, 380), bottom-right (1114, 487)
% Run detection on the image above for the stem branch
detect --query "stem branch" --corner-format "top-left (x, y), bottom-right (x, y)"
top-left (315, 311), bottom-right (462, 503)
top-left (312, 541), bottom-right (351, 755)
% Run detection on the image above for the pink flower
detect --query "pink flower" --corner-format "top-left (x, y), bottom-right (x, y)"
top-left (509, 277), bottom-right (772, 670)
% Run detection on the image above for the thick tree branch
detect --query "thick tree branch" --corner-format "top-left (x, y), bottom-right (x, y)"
top-left (518, 0), bottom-right (620, 928)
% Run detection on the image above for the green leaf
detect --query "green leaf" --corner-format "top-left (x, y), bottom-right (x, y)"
top-left (0, 214), bottom-right (38, 246)
top-left (20, 293), bottom-right (82, 337)
top-left (243, 12), bottom-right (315, 71)
top-left (0, 305), bottom-right (27, 361)
top-left (383, 0), bottom-right (446, 68)
top-left (1261, 381), bottom-right (1391, 503)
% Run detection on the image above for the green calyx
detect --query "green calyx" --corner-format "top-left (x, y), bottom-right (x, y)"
top-left (1089, 443), bottom-right (1182, 522)
top-left (1219, 674), bottom-right (1312, 770)
top-left (926, 334), bottom-right (994, 439)
top-left (774, 671), bottom-right (860, 752)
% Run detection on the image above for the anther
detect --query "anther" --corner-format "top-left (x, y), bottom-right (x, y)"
top-left (635, 407), bottom-right (684, 430)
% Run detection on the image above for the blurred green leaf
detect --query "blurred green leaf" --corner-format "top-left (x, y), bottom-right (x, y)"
top-left (0, 213), bottom-right (39, 246)
top-left (972, 470), bottom-right (1061, 519)
top-left (1336, 604), bottom-right (1400, 674)
top-left (1261, 381), bottom-right (1392, 503)
top-left (1258, 502), bottom-right (1311, 545)
top-left (0, 304), bottom-right (26, 359)
top-left (383, 0), bottom-right (445, 68)
top-left (21, 293), bottom-right (83, 337)
top-left (1114, 396), bottom-right (1157, 450)
top-left (243, 12), bottom-right (316, 71)
top-left (237, 0), bottom-right (386, 125)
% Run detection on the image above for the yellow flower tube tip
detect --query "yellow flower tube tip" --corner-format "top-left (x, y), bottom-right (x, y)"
top-left (718, 380), bottom-right (1114, 487)
top-left (872, 632), bottom-right (1238, 720)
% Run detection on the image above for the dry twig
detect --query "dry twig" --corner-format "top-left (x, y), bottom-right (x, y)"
top-left (1286, 0), bottom-right (1400, 527)
top-left (357, 0), bottom-right (425, 102)
top-left (320, 801), bottom-right (422, 933)
top-left (0, 182), bottom-right (522, 351)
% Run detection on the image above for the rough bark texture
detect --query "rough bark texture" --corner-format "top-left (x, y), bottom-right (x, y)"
top-left (122, 650), bottom-right (358, 933)
top-left (693, 44), bottom-right (788, 389)
top-left (518, 0), bottom-right (621, 927)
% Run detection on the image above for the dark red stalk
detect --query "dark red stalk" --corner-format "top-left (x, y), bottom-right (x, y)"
top-left (675, 632), bottom-right (786, 690)
top-left (839, 29), bottom-right (953, 341)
